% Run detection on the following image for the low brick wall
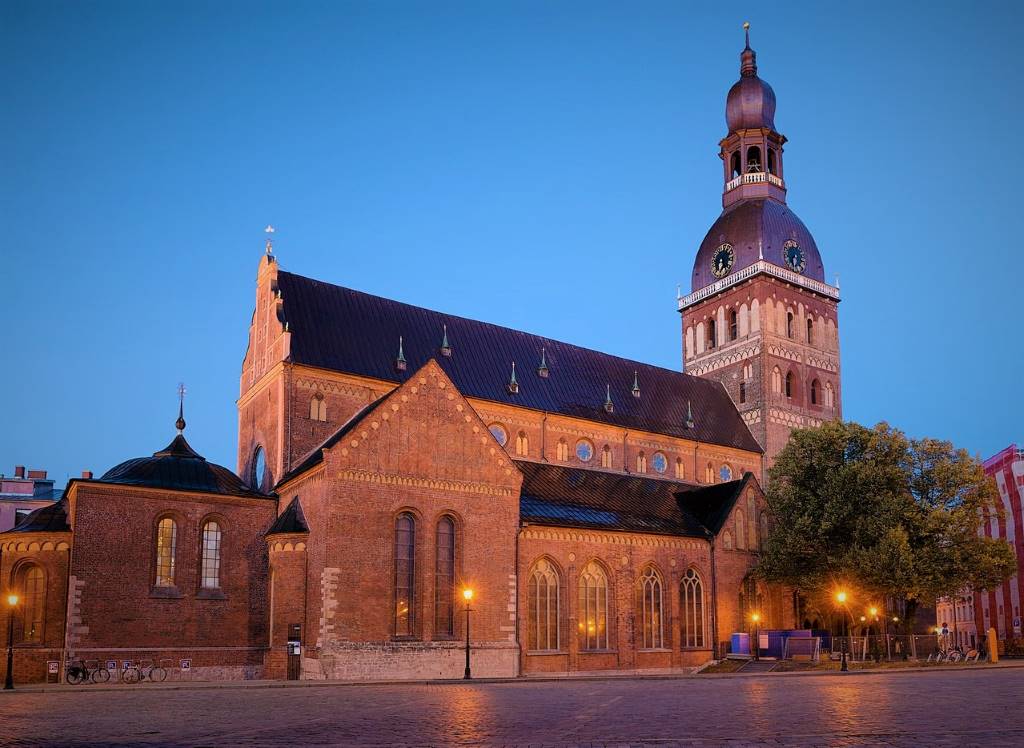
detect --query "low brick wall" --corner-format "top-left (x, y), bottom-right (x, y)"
top-left (307, 640), bottom-right (519, 680)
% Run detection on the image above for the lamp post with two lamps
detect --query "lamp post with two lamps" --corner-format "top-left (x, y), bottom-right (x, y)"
top-left (462, 587), bottom-right (474, 680)
top-left (4, 593), bottom-right (19, 690)
top-left (835, 590), bottom-right (851, 672)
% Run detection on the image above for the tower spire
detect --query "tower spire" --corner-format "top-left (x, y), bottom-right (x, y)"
top-left (176, 382), bottom-right (187, 434)
top-left (740, 22), bottom-right (757, 77)
top-left (264, 225), bottom-right (275, 255)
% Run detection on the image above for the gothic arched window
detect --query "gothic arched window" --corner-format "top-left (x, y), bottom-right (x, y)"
top-left (19, 565), bottom-right (45, 643)
top-left (806, 317), bottom-right (814, 345)
top-left (394, 513), bottom-right (416, 637)
top-left (515, 431), bottom-right (529, 457)
top-left (739, 381), bottom-right (746, 404)
top-left (785, 372), bottom-right (794, 398)
top-left (825, 382), bottom-right (835, 408)
top-left (810, 379), bottom-right (820, 405)
top-left (705, 461), bottom-right (714, 483)
top-left (707, 319), bottom-right (717, 349)
top-left (674, 457), bottom-right (684, 479)
top-left (556, 439), bottom-right (569, 461)
top-left (578, 562), bottom-right (609, 650)
top-left (772, 366), bottom-right (782, 394)
top-left (309, 393), bottom-right (327, 421)
top-left (528, 559), bottom-right (560, 651)
top-left (200, 520), bottom-right (222, 589)
top-left (786, 311), bottom-right (794, 338)
top-left (680, 569), bottom-right (705, 648)
top-left (637, 567), bottom-right (664, 649)
top-left (435, 516), bottom-right (456, 637)
top-left (155, 517), bottom-right (177, 587)
top-left (729, 309), bottom-right (738, 341)
top-left (636, 452), bottom-right (647, 473)
top-left (601, 444), bottom-right (613, 468)
top-left (735, 509), bottom-right (747, 550)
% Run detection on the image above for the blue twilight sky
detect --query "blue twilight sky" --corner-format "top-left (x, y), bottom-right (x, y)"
top-left (1, 1), bottom-right (1020, 484)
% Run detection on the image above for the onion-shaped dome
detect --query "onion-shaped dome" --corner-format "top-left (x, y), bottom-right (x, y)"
top-left (691, 198), bottom-right (825, 290)
top-left (725, 36), bottom-right (776, 132)
top-left (100, 433), bottom-right (266, 497)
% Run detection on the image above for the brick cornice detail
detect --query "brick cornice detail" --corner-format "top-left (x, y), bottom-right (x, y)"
top-left (335, 469), bottom-right (519, 498)
top-left (519, 525), bottom-right (709, 550)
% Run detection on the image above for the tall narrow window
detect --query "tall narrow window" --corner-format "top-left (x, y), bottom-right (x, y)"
top-left (155, 517), bottom-right (177, 587)
top-left (786, 311), bottom-right (794, 338)
top-left (771, 367), bottom-right (782, 394)
top-left (810, 379), bottom-right (820, 405)
top-left (601, 445), bottom-right (612, 468)
top-left (680, 569), bottom-right (705, 648)
top-left (309, 393), bottom-right (327, 421)
top-left (730, 151), bottom-right (741, 178)
top-left (674, 457), bottom-right (684, 479)
top-left (746, 145), bottom-right (762, 172)
top-left (637, 567), bottom-right (664, 649)
top-left (767, 148), bottom-right (776, 174)
top-left (578, 562), bottom-right (609, 650)
top-left (735, 509), bottom-right (747, 550)
top-left (785, 372), bottom-right (794, 398)
top-left (806, 318), bottom-right (814, 345)
top-left (636, 452), bottom-right (647, 473)
top-left (705, 461), bottom-right (714, 483)
top-left (515, 431), bottom-right (529, 457)
top-left (825, 382), bottom-right (835, 408)
top-left (21, 566), bottom-right (44, 643)
top-left (707, 319), bottom-right (717, 349)
top-left (395, 513), bottom-right (416, 637)
top-left (556, 439), bottom-right (568, 461)
top-left (728, 309), bottom-right (738, 341)
top-left (435, 516), bottom-right (456, 637)
top-left (739, 381), bottom-right (746, 404)
top-left (200, 520), bottom-right (222, 589)
top-left (528, 559), bottom-right (560, 651)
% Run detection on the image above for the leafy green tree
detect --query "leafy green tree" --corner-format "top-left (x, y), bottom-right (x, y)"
top-left (757, 421), bottom-right (1016, 627)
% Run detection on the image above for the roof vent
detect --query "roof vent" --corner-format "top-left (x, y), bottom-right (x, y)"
top-left (440, 324), bottom-right (452, 357)
top-left (507, 362), bottom-right (519, 394)
top-left (395, 336), bottom-right (407, 372)
top-left (632, 371), bottom-right (641, 398)
top-left (604, 384), bottom-right (614, 413)
top-left (537, 348), bottom-right (549, 378)
top-left (685, 399), bottom-right (695, 430)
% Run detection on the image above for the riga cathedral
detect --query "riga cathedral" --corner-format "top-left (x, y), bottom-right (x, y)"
top-left (1, 31), bottom-right (841, 683)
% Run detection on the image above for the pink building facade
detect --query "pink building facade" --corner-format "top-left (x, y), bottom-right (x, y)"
top-left (973, 445), bottom-right (1024, 641)
top-left (0, 466), bottom-right (63, 532)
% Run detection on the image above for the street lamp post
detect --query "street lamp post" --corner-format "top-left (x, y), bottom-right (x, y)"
top-left (462, 588), bottom-right (473, 680)
top-left (5, 594), bottom-right (19, 691)
top-left (751, 613), bottom-right (761, 662)
top-left (836, 591), bottom-right (849, 672)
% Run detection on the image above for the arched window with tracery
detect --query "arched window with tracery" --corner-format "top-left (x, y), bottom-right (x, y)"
top-left (637, 567), bottom-right (664, 649)
top-left (674, 457), bottom-right (684, 479)
top-left (435, 516), bottom-right (456, 637)
top-left (155, 517), bottom-right (177, 587)
top-left (394, 512), bottom-right (416, 636)
top-left (309, 393), bottom-right (327, 421)
top-left (772, 367), bottom-right (782, 394)
top-left (18, 565), bottom-right (45, 643)
top-left (528, 559), bottom-right (560, 651)
top-left (825, 382), bottom-right (835, 409)
top-left (735, 509), bottom-right (747, 550)
top-left (515, 431), bottom-right (529, 457)
top-left (704, 461), bottom-right (714, 483)
top-left (636, 452), bottom-right (647, 473)
top-left (200, 520), bottom-right (222, 589)
top-left (556, 439), bottom-right (569, 461)
top-left (680, 569), bottom-right (705, 648)
top-left (601, 444), bottom-right (612, 468)
top-left (578, 562), bottom-right (609, 650)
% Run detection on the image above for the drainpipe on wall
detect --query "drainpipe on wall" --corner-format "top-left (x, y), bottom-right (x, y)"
top-left (709, 531), bottom-right (720, 660)
top-left (623, 431), bottom-right (630, 473)
top-left (540, 413), bottom-right (547, 462)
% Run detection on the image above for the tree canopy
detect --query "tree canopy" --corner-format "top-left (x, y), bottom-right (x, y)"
top-left (756, 421), bottom-right (1015, 621)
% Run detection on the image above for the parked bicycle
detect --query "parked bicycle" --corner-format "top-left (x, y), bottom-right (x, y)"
top-left (66, 659), bottom-right (111, 685)
top-left (122, 658), bottom-right (168, 684)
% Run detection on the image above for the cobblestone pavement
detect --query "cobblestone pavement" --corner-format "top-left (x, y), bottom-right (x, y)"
top-left (1, 667), bottom-right (1022, 747)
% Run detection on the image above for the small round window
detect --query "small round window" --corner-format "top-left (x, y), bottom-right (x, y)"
top-left (719, 464), bottom-right (733, 482)
top-left (252, 446), bottom-right (267, 490)
top-left (489, 423), bottom-right (508, 446)
top-left (651, 452), bottom-right (667, 474)
top-left (575, 439), bottom-right (594, 462)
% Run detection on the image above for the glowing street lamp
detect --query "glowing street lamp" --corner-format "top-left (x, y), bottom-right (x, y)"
top-left (462, 588), bottom-right (474, 680)
top-left (835, 590), bottom-right (851, 672)
top-left (5, 594), bottom-right (19, 690)
top-left (751, 613), bottom-right (762, 661)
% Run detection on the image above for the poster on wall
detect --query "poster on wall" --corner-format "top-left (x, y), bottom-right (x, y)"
top-left (181, 659), bottom-right (191, 671)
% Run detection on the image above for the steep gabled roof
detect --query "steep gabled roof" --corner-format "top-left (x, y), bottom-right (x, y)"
top-left (517, 461), bottom-right (710, 538)
top-left (276, 271), bottom-right (761, 454)
top-left (675, 472), bottom-right (757, 535)
top-left (267, 496), bottom-right (309, 535)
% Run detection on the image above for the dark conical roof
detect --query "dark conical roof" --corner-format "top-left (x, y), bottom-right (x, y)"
top-left (100, 433), bottom-right (267, 498)
top-left (267, 496), bottom-right (309, 535)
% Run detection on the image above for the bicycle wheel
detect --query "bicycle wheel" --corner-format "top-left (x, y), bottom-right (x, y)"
top-left (66, 667), bottom-right (85, 685)
top-left (122, 667), bottom-right (141, 684)
top-left (148, 667), bottom-right (168, 683)
top-left (91, 667), bottom-right (111, 684)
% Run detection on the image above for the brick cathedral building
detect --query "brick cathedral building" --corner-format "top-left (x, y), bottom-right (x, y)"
top-left (1, 32), bottom-right (840, 683)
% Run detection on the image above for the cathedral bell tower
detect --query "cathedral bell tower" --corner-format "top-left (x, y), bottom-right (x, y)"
top-left (679, 25), bottom-right (842, 471)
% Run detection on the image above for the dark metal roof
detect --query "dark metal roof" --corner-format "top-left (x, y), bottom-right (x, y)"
top-left (675, 472), bottom-right (755, 535)
top-left (276, 271), bottom-right (761, 454)
top-left (0, 489), bottom-right (62, 502)
top-left (267, 496), bottom-right (309, 535)
top-left (692, 198), bottom-right (825, 289)
top-left (518, 461), bottom-right (709, 538)
top-left (6, 499), bottom-right (71, 533)
top-left (99, 434), bottom-right (268, 499)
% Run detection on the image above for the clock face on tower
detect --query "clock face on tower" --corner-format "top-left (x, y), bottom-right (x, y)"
top-left (711, 243), bottom-right (735, 278)
top-left (783, 240), bottom-right (806, 274)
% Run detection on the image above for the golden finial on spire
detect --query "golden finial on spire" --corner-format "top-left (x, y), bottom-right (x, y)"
top-left (743, 21), bottom-right (750, 30)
